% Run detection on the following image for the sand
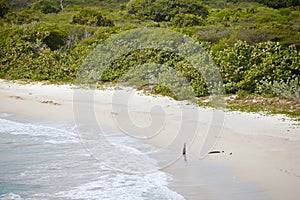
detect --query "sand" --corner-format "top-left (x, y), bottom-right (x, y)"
top-left (1, 79), bottom-right (300, 200)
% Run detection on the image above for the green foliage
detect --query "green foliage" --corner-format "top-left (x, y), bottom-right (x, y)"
top-left (0, 0), bottom-right (300, 117)
top-left (204, 4), bottom-right (300, 47)
top-left (5, 10), bottom-right (40, 25)
top-left (72, 8), bottom-right (114, 27)
top-left (3, 0), bottom-right (130, 10)
top-left (117, 62), bottom-right (195, 100)
top-left (42, 26), bottom-right (68, 50)
top-left (0, 24), bottom-right (78, 82)
top-left (94, 48), bottom-right (209, 97)
top-left (63, 0), bottom-right (129, 10)
top-left (127, 0), bottom-right (209, 22)
top-left (253, 0), bottom-right (300, 9)
top-left (214, 40), bottom-right (300, 93)
top-left (209, 7), bottom-right (254, 25)
top-left (258, 78), bottom-right (300, 102)
top-left (3, 0), bottom-right (34, 9)
top-left (236, 89), bottom-right (249, 98)
top-left (31, 0), bottom-right (60, 14)
top-left (171, 14), bottom-right (204, 28)
top-left (0, 0), bottom-right (9, 18)
top-left (227, 0), bottom-right (300, 9)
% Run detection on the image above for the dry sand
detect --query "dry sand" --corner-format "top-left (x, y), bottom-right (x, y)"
top-left (1, 79), bottom-right (300, 200)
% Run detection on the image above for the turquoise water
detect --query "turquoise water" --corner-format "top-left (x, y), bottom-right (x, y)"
top-left (0, 113), bottom-right (183, 199)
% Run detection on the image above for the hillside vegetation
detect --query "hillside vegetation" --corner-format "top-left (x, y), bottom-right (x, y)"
top-left (0, 0), bottom-right (299, 117)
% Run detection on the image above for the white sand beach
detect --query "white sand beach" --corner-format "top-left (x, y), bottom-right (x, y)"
top-left (1, 79), bottom-right (300, 200)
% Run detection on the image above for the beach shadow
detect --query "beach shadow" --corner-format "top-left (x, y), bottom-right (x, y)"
top-left (183, 154), bottom-right (187, 163)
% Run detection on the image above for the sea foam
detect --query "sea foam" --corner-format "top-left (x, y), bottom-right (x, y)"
top-left (0, 114), bottom-right (184, 199)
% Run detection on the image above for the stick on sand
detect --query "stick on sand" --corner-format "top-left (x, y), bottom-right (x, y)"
top-left (182, 142), bottom-right (186, 155)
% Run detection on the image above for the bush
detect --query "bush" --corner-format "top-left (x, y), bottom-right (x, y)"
top-left (236, 89), bottom-right (249, 98)
top-left (171, 13), bottom-right (204, 28)
top-left (254, 0), bottom-right (300, 9)
top-left (213, 40), bottom-right (300, 94)
top-left (31, 0), bottom-right (60, 14)
top-left (258, 78), bottom-right (300, 102)
top-left (0, 25), bottom-right (78, 82)
top-left (94, 48), bottom-right (209, 97)
top-left (5, 10), bottom-right (40, 25)
top-left (72, 8), bottom-right (114, 27)
top-left (42, 26), bottom-right (68, 50)
top-left (227, 0), bottom-right (300, 9)
top-left (127, 0), bottom-right (209, 22)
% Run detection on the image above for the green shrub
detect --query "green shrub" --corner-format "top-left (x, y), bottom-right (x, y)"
top-left (171, 13), bottom-right (204, 28)
top-left (236, 89), bottom-right (249, 98)
top-left (126, 0), bottom-right (208, 22)
top-left (1, 0), bottom-right (300, 103)
top-left (227, 0), bottom-right (300, 9)
top-left (93, 48), bottom-right (209, 97)
top-left (0, 24), bottom-right (78, 82)
top-left (191, 25), bottom-right (235, 44)
top-left (5, 10), bottom-right (40, 25)
top-left (258, 78), bottom-right (300, 102)
top-left (213, 40), bottom-right (300, 94)
top-left (72, 8), bottom-right (114, 27)
top-left (253, 0), bottom-right (300, 9)
top-left (31, 0), bottom-right (60, 14)
top-left (42, 27), bottom-right (67, 50)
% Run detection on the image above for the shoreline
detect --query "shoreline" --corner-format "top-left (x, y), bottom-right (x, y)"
top-left (1, 79), bottom-right (300, 199)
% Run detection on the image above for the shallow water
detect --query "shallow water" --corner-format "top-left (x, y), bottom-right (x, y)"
top-left (0, 112), bottom-right (271, 200)
top-left (0, 113), bottom-right (184, 199)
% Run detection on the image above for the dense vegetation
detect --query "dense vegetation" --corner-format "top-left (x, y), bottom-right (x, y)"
top-left (0, 0), bottom-right (299, 116)
top-left (126, 0), bottom-right (209, 22)
top-left (228, 0), bottom-right (300, 9)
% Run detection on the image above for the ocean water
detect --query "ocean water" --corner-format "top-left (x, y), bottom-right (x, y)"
top-left (0, 113), bottom-right (184, 200)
